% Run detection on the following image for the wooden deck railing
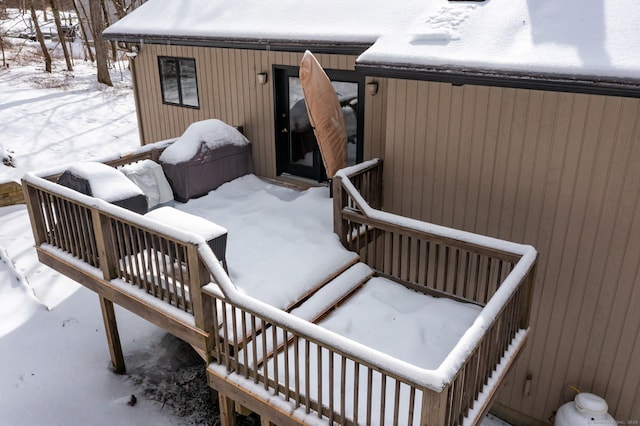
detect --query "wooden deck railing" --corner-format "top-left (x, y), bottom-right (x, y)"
top-left (21, 146), bottom-right (216, 365)
top-left (22, 153), bottom-right (536, 425)
top-left (332, 159), bottom-right (537, 425)
top-left (203, 285), bottom-right (430, 425)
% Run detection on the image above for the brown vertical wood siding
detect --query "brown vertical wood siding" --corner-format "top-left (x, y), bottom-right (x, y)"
top-left (130, 42), bottom-right (638, 422)
top-left (382, 79), bottom-right (640, 423)
top-left (131, 45), bottom-right (385, 178)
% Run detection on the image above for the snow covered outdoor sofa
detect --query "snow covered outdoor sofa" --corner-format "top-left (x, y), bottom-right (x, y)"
top-left (21, 141), bottom-right (537, 425)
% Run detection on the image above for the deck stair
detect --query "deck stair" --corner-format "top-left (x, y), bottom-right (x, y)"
top-left (284, 256), bottom-right (364, 314)
top-left (288, 261), bottom-right (373, 324)
top-left (194, 261), bottom-right (373, 372)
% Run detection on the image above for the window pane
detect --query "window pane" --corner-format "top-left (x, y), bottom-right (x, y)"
top-left (179, 59), bottom-right (199, 107)
top-left (332, 81), bottom-right (359, 166)
top-left (288, 76), bottom-right (316, 166)
top-left (159, 58), bottom-right (179, 104)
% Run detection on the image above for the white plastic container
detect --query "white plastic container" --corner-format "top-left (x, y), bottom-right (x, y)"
top-left (555, 393), bottom-right (617, 426)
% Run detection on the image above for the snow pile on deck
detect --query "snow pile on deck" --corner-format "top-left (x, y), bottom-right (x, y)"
top-left (319, 276), bottom-right (481, 370)
top-left (178, 174), bottom-right (358, 310)
top-left (159, 119), bottom-right (249, 165)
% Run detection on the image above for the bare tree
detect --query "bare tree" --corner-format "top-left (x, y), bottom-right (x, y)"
top-left (49, 0), bottom-right (72, 70)
top-left (29, 2), bottom-right (52, 72)
top-left (110, 0), bottom-right (125, 19)
top-left (0, 36), bottom-right (6, 68)
top-left (0, 8), bottom-right (6, 67)
top-left (72, 0), bottom-right (93, 61)
top-left (99, 0), bottom-right (116, 62)
top-left (88, 0), bottom-right (111, 85)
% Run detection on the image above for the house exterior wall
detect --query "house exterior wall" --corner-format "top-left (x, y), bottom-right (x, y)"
top-left (130, 44), bottom-right (385, 178)
top-left (129, 42), bottom-right (639, 423)
top-left (381, 78), bottom-right (640, 422)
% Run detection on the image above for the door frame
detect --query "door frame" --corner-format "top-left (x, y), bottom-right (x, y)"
top-left (273, 65), bottom-right (365, 181)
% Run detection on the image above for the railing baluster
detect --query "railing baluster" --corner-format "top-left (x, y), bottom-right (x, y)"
top-left (462, 251), bottom-right (471, 299)
top-left (262, 319), bottom-right (269, 391)
top-left (272, 324), bottom-right (279, 396)
top-left (221, 302), bottom-right (230, 371)
top-left (316, 345), bottom-right (322, 417)
top-left (283, 330), bottom-right (290, 400)
top-left (67, 203), bottom-right (82, 258)
top-left (168, 241), bottom-right (180, 307)
top-left (380, 373), bottom-right (387, 425)
top-left (158, 237), bottom-right (170, 302)
top-left (294, 335), bottom-right (301, 407)
top-left (56, 197), bottom-right (71, 252)
top-left (134, 228), bottom-right (149, 294)
top-left (484, 257), bottom-right (492, 304)
top-left (434, 243), bottom-right (440, 291)
top-left (366, 369), bottom-right (373, 425)
top-left (340, 356), bottom-right (347, 425)
top-left (178, 245), bottom-right (187, 309)
top-left (353, 361), bottom-right (359, 425)
top-left (393, 379), bottom-right (401, 426)
top-left (408, 386), bottom-right (416, 425)
top-left (241, 313), bottom-right (248, 378)
top-left (211, 300), bottom-right (221, 360)
top-left (251, 315), bottom-right (259, 384)
top-left (452, 247), bottom-right (460, 297)
top-left (305, 339), bottom-right (311, 414)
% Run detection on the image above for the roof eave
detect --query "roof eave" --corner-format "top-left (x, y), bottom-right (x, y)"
top-left (103, 32), bottom-right (372, 55)
top-left (356, 62), bottom-right (640, 99)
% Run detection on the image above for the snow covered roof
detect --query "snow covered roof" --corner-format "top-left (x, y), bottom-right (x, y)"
top-left (104, 0), bottom-right (640, 91)
top-left (358, 0), bottom-right (640, 88)
top-left (102, 0), bottom-right (426, 52)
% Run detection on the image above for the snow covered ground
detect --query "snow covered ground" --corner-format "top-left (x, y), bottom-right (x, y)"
top-left (0, 32), bottom-right (229, 424)
top-left (0, 33), bottom-right (509, 425)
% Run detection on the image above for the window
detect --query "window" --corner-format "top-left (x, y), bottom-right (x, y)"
top-left (158, 57), bottom-right (199, 108)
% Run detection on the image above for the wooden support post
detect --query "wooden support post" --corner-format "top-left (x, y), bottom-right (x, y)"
top-left (21, 183), bottom-right (48, 245)
top-left (332, 176), bottom-right (347, 247)
top-left (99, 296), bottom-right (126, 374)
top-left (188, 247), bottom-right (215, 362)
top-left (521, 262), bottom-right (537, 329)
top-left (218, 392), bottom-right (237, 426)
top-left (420, 388), bottom-right (449, 426)
top-left (374, 159), bottom-right (383, 209)
top-left (92, 210), bottom-right (118, 280)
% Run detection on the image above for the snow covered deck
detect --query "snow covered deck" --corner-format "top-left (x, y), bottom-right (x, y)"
top-left (21, 148), bottom-right (537, 426)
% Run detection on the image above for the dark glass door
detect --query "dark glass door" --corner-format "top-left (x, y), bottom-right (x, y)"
top-left (275, 67), bottom-right (363, 181)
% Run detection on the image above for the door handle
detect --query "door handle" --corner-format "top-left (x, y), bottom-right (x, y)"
top-left (281, 128), bottom-right (288, 133)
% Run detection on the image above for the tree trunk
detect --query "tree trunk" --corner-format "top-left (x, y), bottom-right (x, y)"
top-left (99, 0), bottom-right (117, 62)
top-left (110, 0), bottom-right (126, 20)
top-left (73, 0), bottom-right (94, 62)
top-left (30, 3), bottom-right (52, 73)
top-left (49, 0), bottom-right (73, 71)
top-left (1, 36), bottom-right (6, 68)
top-left (89, 0), bottom-right (112, 86)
